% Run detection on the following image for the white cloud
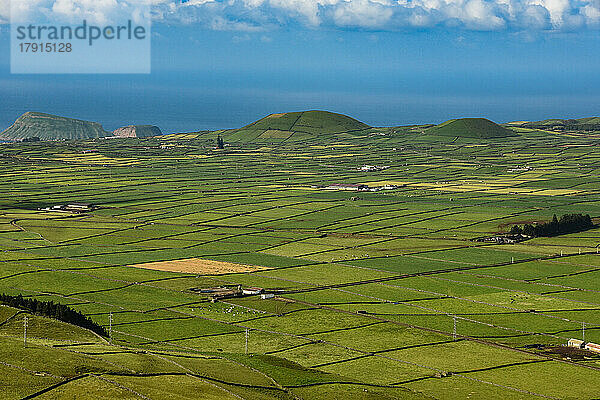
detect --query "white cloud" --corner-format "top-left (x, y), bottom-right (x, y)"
top-left (3, 0), bottom-right (151, 24)
top-left (528, 0), bottom-right (569, 26)
top-left (52, 0), bottom-right (122, 24)
top-left (332, 0), bottom-right (394, 28)
top-left (4, 0), bottom-right (48, 23)
top-left (0, 0), bottom-right (9, 23)
top-left (582, 3), bottom-right (600, 24)
top-left (463, 0), bottom-right (506, 29)
top-left (1, 0), bottom-right (600, 31)
top-left (210, 15), bottom-right (264, 30)
top-left (267, 0), bottom-right (321, 26)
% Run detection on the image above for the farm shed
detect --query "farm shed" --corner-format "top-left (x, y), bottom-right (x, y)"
top-left (585, 343), bottom-right (600, 353)
top-left (42, 203), bottom-right (96, 213)
top-left (358, 165), bottom-right (389, 172)
top-left (65, 203), bottom-right (95, 212)
top-left (568, 338), bottom-right (585, 348)
top-left (326, 183), bottom-right (370, 191)
top-left (243, 287), bottom-right (264, 295)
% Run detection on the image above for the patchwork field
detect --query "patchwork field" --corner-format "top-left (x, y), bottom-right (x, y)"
top-left (129, 258), bottom-right (268, 275)
top-left (0, 125), bottom-right (599, 399)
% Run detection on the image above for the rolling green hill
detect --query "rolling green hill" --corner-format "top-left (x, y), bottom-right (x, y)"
top-left (218, 110), bottom-right (371, 142)
top-left (0, 112), bottom-right (108, 141)
top-left (517, 117), bottom-right (600, 131)
top-left (426, 118), bottom-right (517, 138)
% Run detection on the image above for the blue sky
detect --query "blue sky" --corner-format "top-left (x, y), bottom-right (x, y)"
top-left (0, 0), bottom-right (599, 132)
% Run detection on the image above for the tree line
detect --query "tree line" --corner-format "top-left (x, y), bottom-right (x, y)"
top-left (509, 214), bottom-right (594, 238)
top-left (0, 294), bottom-right (108, 337)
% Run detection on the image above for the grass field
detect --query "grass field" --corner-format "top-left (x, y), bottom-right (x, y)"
top-left (0, 120), bottom-right (599, 399)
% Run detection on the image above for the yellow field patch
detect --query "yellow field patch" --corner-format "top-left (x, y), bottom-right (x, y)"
top-left (160, 133), bottom-right (199, 140)
top-left (54, 154), bottom-right (138, 166)
top-left (315, 154), bottom-right (356, 158)
top-left (310, 144), bottom-right (356, 149)
top-left (159, 134), bottom-right (184, 140)
top-left (530, 189), bottom-right (582, 196)
top-left (408, 182), bottom-right (582, 196)
top-left (129, 258), bottom-right (268, 275)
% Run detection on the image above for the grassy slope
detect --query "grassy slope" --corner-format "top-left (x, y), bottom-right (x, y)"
top-left (219, 110), bottom-right (371, 142)
top-left (0, 307), bottom-right (345, 400)
top-left (426, 118), bottom-right (518, 138)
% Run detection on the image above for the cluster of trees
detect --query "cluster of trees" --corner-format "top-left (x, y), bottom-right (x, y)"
top-left (216, 135), bottom-right (225, 149)
top-left (561, 121), bottom-right (600, 131)
top-left (509, 214), bottom-right (594, 238)
top-left (0, 294), bottom-right (108, 337)
top-left (22, 136), bottom-right (41, 142)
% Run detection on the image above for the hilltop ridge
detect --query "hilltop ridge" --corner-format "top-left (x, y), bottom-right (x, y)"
top-left (426, 118), bottom-right (517, 139)
top-left (0, 112), bottom-right (108, 141)
top-left (244, 110), bottom-right (370, 132)
top-left (217, 110), bottom-right (372, 142)
top-left (7, 111), bottom-right (600, 143)
top-left (113, 125), bottom-right (163, 138)
top-left (512, 117), bottom-right (600, 132)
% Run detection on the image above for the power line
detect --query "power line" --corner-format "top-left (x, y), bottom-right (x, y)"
top-left (453, 316), bottom-right (457, 341)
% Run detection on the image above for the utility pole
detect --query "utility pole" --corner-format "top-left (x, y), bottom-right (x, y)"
top-left (453, 316), bottom-right (457, 341)
top-left (245, 328), bottom-right (249, 355)
top-left (23, 316), bottom-right (28, 347)
top-left (109, 312), bottom-right (113, 344)
top-left (583, 322), bottom-right (586, 342)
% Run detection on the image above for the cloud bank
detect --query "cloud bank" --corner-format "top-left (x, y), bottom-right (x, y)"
top-left (2, 0), bottom-right (600, 31)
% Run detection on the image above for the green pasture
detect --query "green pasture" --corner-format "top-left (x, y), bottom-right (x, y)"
top-left (1, 128), bottom-right (600, 398)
